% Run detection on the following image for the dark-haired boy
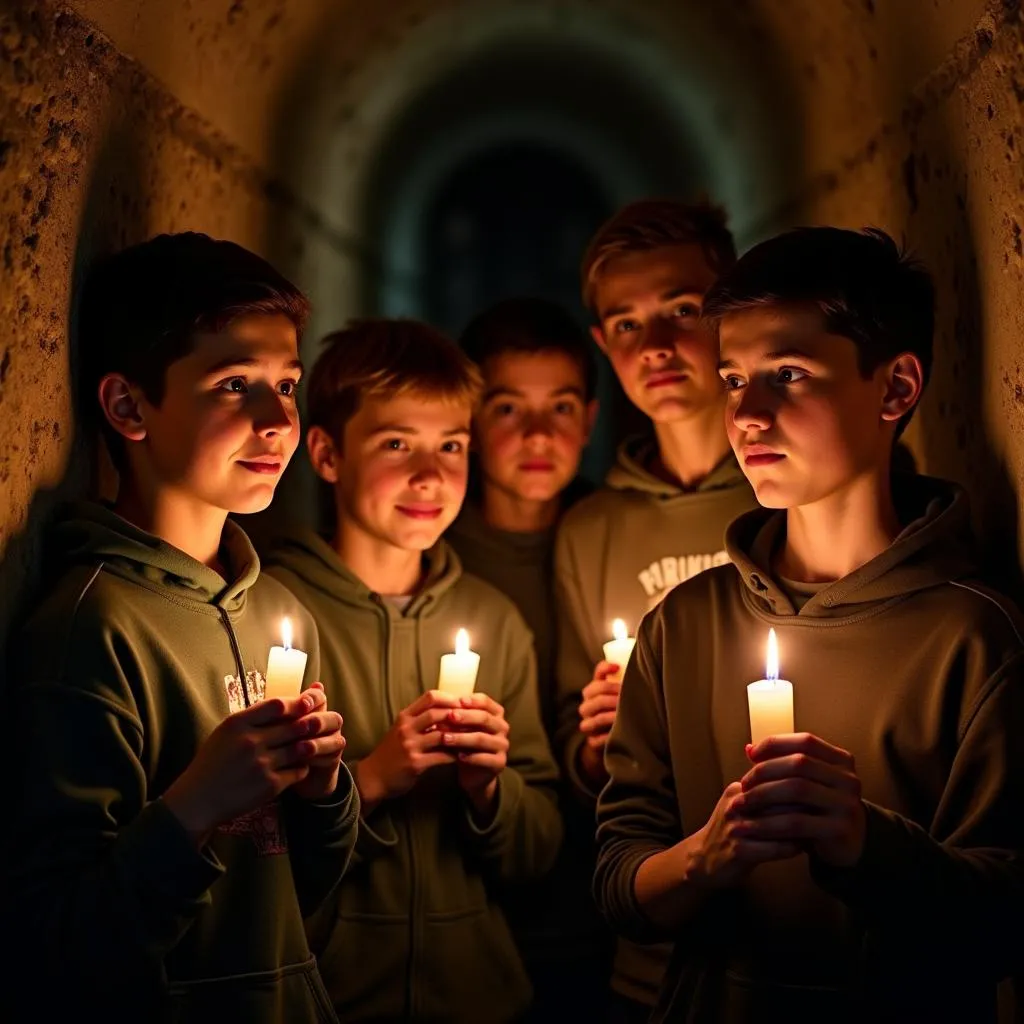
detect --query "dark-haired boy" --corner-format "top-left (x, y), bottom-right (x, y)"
top-left (265, 318), bottom-right (563, 1023)
top-left (8, 233), bottom-right (358, 1022)
top-left (555, 200), bottom-right (757, 1017)
top-left (595, 227), bottom-right (1024, 1022)
top-left (447, 296), bottom-right (602, 1020)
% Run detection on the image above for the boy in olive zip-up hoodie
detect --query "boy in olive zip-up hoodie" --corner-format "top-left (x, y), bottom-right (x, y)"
top-left (595, 227), bottom-right (1024, 1022)
top-left (7, 234), bottom-right (358, 1024)
top-left (266, 319), bottom-right (563, 1023)
top-left (555, 200), bottom-right (757, 1016)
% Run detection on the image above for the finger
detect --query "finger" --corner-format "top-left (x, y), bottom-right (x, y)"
top-left (457, 752), bottom-right (506, 770)
top-left (415, 729), bottom-right (453, 752)
top-left (593, 660), bottom-right (622, 682)
top-left (578, 694), bottom-right (619, 719)
top-left (457, 693), bottom-right (504, 718)
top-left (447, 708), bottom-right (507, 735)
top-left (442, 731), bottom-right (508, 753)
top-left (579, 710), bottom-right (617, 734)
top-left (581, 679), bottom-right (621, 702)
top-left (742, 754), bottom-right (860, 795)
top-left (585, 733), bottom-right (609, 751)
top-left (747, 733), bottom-right (855, 770)
top-left (272, 689), bottom-right (323, 720)
top-left (296, 732), bottom-right (347, 760)
top-left (738, 778), bottom-right (843, 814)
top-left (408, 690), bottom-right (460, 715)
top-left (411, 706), bottom-right (463, 734)
top-left (259, 717), bottom-right (317, 749)
top-left (736, 809), bottom-right (852, 842)
top-left (290, 711), bottom-right (343, 740)
top-left (233, 697), bottom-right (290, 726)
top-left (416, 751), bottom-right (459, 771)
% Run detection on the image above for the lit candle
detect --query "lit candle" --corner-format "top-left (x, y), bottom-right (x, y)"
top-left (602, 618), bottom-right (636, 684)
top-left (746, 628), bottom-right (794, 745)
top-left (437, 628), bottom-right (480, 698)
top-left (265, 617), bottom-right (308, 702)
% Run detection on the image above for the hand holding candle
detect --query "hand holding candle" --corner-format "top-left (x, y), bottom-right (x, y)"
top-left (746, 629), bottom-right (794, 745)
top-left (265, 617), bottom-right (308, 702)
top-left (602, 619), bottom-right (636, 684)
top-left (437, 629), bottom-right (480, 698)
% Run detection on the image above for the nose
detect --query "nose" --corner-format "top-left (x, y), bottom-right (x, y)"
top-left (254, 387), bottom-right (295, 439)
top-left (639, 316), bottom-right (676, 362)
top-left (522, 410), bottom-right (554, 442)
top-left (409, 450), bottom-right (443, 488)
top-left (730, 378), bottom-right (775, 434)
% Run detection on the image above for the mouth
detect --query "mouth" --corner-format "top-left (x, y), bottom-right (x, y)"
top-left (396, 504), bottom-right (444, 521)
top-left (741, 444), bottom-right (785, 468)
top-left (644, 371), bottom-right (689, 390)
top-left (237, 456), bottom-right (283, 475)
top-left (519, 460), bottom-right (556, 473)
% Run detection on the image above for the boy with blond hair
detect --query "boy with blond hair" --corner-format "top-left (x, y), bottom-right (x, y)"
top-left (8, 233), bottom-right (358, 1023)
top-left (266, 318), bottom-right (562, 1023)
top-left (555, 200), bottom-right (756, 1019)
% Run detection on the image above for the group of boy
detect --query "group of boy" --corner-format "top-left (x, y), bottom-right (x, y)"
top-left (6, 194), bottom-right (1024, 1024)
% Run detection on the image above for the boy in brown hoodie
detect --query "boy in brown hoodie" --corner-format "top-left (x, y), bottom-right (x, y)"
top-left (265, 319), bottom-right (562, 1023)
top-left (595, 227), bottom-right (1024, 1022)
top-left (555, 200), bottom-right (757, 1018)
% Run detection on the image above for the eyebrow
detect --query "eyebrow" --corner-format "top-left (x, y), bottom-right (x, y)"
top-left (718, 347), bottom-right (818, 371)
top-left (367, 424), bottom-right (471, 437)
top-left (204, 356), bottom-right (304, 376)
top-left (600, 286), bottom-right (703, 321)
top-left (482, 385), bottom-right (585, 401)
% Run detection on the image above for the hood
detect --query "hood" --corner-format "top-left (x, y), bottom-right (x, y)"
top-left (263, 528), bottom-right (462, 616)
top-left (605, 433), bottom-right (748, 501)
top-left (51, 501), bottom-right (259, 610)
top-left (727, 475), bottom-right (979, 618)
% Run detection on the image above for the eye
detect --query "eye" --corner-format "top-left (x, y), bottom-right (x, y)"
top-left (553, 400), bottom-right (578, 415)
top-left (383, 438), bottom-right (407, 452)
top-left (492, 402), bottom-right (517, 418)
top-left (277, 379), bottom-right (300, 397)
top-left (219, 376), bottom-right (247, 394)
top-left (720, 374), bottom-right (745, 392)
top-left (777, 367), bottom-right (809, 385)
top-left (441, 440), bottom-right (465, 454)
top-left (671, 301), bottom-right (701, 320)
top-left (613, 319), bottom-right (638, 334)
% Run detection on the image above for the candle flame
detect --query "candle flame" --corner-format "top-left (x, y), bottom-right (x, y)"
top-left (612, 618), bottom-right (628, 641)
top-left (455, 628), bottom-right (470, 656)
top-left (281, 617), bottom-right (293, 651)
top-left (766, 628), bottom-right (778, 682)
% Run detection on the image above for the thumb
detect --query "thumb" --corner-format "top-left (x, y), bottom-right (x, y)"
top-left (233, 697), bottom-right (288, 726)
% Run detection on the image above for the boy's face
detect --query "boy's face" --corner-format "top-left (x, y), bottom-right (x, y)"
top-left (717, 304), bottom-right (901, 509)
top-left (129, 312), bottom-right (302, 514)
top-left (474, 350), bottom-right (596, 505)
top-left (591, 243), bottom-right (723, 424)
top-left (325, 393), bottom-right (471, 552)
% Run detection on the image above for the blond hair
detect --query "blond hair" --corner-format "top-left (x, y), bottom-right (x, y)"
top-left (307, 318), bottom-right (483, 441)
top-left (581, 198), bottom-right (737, 312)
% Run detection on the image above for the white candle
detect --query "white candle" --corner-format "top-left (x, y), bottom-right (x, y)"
top-left (746, 628), bottom-right (794, 745)
top-left (438, 628), bottom-right (480, 698)
top-left (265, 617), bottom-right (308, 702)
top-left (602, 618), bottom-right (636, 684)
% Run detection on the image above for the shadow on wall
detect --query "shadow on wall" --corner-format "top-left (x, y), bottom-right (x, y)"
top-left (0, 119), bottom-right (146, 685)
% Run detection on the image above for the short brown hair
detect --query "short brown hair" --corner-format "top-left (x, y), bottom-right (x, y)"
top-left (581, 198), bottom-right (737, 312)
top-left (307, 318), bottom-right (483, 442)
top-left (78, 231), bottom-right (310, 468)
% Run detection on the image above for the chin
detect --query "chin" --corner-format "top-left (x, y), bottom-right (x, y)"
top-left (511, 479), bottom-right (564, 503)
top-left (228, 487), bottom-right (277, 515)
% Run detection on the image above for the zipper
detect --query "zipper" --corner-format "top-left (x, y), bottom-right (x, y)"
top-left (218, 606), bottom-right (250, 707)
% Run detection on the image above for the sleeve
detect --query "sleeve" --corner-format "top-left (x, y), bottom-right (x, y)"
top-left (810, 651), bottom-right (1024, 981)
top-left (283, 763), bottom-right (360, 916)
top-left (462, 620), bottom-right (564, 882)
top-left (337, 759), bottom-right (401, 867)
top-left (7, 614), bottom-right (224, 1005)
top-left (593, 608), bottom-right (681, 943)
top-left (553, 524), bottom-right (604, 804)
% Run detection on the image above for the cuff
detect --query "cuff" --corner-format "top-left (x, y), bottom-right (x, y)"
top-left (564, 733), bottom-right (603, 807)
top-left (130, 799), bottom-right (224, 903)
top-left (284, 763), bottom-right (361, 844)
top-left (463, 770), bottom-right (524, 839)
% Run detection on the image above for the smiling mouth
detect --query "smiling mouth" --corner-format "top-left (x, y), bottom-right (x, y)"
top-left (237, 459), bottom-right (282, 475)
top-left (396, 505), bottom-right (443, 520)
top-left (519, 460), bottom-right (556, 472)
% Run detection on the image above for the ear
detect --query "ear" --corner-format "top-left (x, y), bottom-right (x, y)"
top-left (583, 398), bottom-right (600, 444)
top-left (879, 353), bottom-right (924, 425)
top-left (590, 325), bottom-right (609, 355)
top-left (97, 373), bottom-right (147, 443)
top-left (307, 425), bottom-right (340, 484)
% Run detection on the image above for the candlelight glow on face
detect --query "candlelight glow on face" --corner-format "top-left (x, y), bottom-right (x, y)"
top-left (265, 616), bottom-right (307, 701)
top-left (746, 628), bottom-right (794, 745)
top-left (438, 627), bottom-right (480, 698)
